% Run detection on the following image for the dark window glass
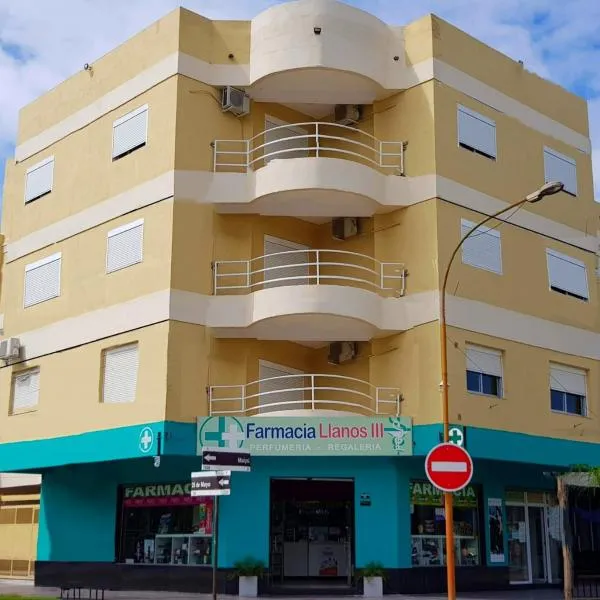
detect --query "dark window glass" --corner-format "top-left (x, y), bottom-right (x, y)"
top-left (550, 389), bottom-right (564, 412)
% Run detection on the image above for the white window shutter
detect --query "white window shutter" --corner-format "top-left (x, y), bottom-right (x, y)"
top-left (461, 219), bottom-right (502, 274)
top-left (102, 344), bottom-right (139, 404)
top-left (24, 253), bottom-right (62, 308)
top-left (457, 105), bottom-right (496, 159)
top-left (544, 147), bottom-right (577, 196)
top-left (258, 362), bottom-right (305, 413)
top-left (263, 237), bottom-right (310, 288)
top-left (264, 118), bottom-right (308, 163)
top-left (546, 249), bottom-right (588, 299)
top-left (106, 219), bottom-right (144, 273)
top-left (112, 105), bottom-right (148, 159)
top-left (12, 368), bottom-right (40, 411)
top-left (550, 364), bottom-right (586, 397)
top-left (25, 157), bottom-right (54, 203)
top-left (466, 346), bottom-right (502, 377)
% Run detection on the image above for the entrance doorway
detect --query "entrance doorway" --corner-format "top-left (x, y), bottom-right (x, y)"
top-left (269, 478), bottom-right (355, 589)
top-left (506, 491), bottom-right (562, 584)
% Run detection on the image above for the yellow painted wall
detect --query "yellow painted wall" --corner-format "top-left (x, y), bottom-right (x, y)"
top-left (446, 326), bottom-right (600, 442)
top-left (434, 85), bottom-right (598, 231)
top-left (2, 201), bottom-right (173, 336)
top-left (0, 323), bottom-right (168, 443)
top-left (436, 200), bottom-right (599, 332)
top-left (5, 79), bottom-right (178, 241)
top-left (430, 15), bottom-right (589, 135)
top-left (18, 9), bottom-right (182, 144)
top-left (403, 15), bottom-right (435, 67)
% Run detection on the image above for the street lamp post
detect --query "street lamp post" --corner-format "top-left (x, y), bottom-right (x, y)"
top-left (440, 181), bottom-right (564, 600)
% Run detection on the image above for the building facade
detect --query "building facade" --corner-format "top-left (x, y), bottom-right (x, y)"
top-left (0, 0), bottom-right (599, 594)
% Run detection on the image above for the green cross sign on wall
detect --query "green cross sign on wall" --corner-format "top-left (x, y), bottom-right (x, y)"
top-left (439, 425), bottom-right (466, 448)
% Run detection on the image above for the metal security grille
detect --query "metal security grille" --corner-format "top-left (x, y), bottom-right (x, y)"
top-left (106, 219), bottom-right (144, 273)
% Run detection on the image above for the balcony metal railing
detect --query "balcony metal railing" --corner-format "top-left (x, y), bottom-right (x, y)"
top-left (209, 373), bottom-right (401, 416)
top-left (213, 121), bottom-right (405, 174)
top-left (213, 249), bottom-right (406, 296)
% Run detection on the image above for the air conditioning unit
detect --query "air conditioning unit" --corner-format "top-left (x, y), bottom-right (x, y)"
top-left (221, 86), bottom-right (250, 117)
top-left (332, 217), bottom-right (359, 240)
top-left (328, 342), bottom-right (358, 365)
top-left (334, 104), bottom-right (361, 126)
top-left (0, 337), bottom-right (21, 361)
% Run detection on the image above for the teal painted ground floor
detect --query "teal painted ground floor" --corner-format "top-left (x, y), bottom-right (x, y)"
top-left (1, 418), bottom-right (599, 594)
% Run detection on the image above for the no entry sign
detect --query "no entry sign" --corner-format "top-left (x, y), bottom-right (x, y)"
top-left (425, 443), bottom-right (473, 493)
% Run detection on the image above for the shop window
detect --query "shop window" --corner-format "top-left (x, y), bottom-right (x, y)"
top-left (117, 482), bottom-right (214, 566)
top-left (410, 481), bottom-right (481, 567)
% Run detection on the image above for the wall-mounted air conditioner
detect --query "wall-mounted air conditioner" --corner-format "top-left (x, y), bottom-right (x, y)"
top-left (0, 337), bottom-right (21, 361)
top-left (221, 86), bottom-right (250, 117)
top-left (328, 341), bottom-right (358, 365)
top-left (332, 217), bottom-right (359, 240)
top-left (334, 104), bottom-right (361, 126)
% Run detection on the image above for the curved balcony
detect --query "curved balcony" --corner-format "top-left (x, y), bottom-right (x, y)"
top-left (249, 0), bottom-right (405, 103)
top-left (208, 249), bottom-right (407, 341)
top-left (211, 122), bottom-right (406, 218)
top-left (209, 373), bottom-right (401, 417)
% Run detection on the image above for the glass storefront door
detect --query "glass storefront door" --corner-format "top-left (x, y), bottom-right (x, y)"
top-left (506, 491), bottom-right (562, 585)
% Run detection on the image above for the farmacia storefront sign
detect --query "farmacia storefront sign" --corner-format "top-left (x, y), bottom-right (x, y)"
top-left (197, 416), bottom-right (413, 456)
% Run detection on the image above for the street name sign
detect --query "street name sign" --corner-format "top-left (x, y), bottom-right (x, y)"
top-left (191, 470), bottom-right (232, 496)
top-left (425, 443), bottom-right (473, 493)
top-left (202, 447), bottom-right (251, 472)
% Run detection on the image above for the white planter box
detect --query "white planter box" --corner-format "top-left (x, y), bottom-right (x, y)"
top-left (363, 575), bottom-right (383, 597)
top-left (239, 575), bottom-right (258, 597)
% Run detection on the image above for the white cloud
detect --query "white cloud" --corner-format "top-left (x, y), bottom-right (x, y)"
top-left (0, 0), bottom-right (599, 196)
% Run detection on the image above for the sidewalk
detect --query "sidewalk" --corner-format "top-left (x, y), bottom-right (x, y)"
top-left (0, 580), bottom-right (564, 600)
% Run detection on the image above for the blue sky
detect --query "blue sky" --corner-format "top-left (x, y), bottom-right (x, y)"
top-left (1, 0), bottom-right (600, 208)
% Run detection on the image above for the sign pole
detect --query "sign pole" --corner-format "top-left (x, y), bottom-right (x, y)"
top-left (212, 495), bottom-right (219, 600)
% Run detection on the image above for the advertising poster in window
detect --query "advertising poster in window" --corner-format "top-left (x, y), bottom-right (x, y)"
top-left (487, 497), bottom-right (505, 563)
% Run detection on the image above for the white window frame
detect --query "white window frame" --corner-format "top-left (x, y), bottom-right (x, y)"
top-left (101, 342), bottom-right (139, 404)
top-left (106, 218), bottom-right (144, 274)
top-left (549, 363), bottom-right (587, 417)
top-left (544, 146), bottom-right (577, 196)
top-left (546, 248), bottom-right (589, 301)
top-left (11, 367), bottom-right (41, 414)
top-left (465, 344), bottom-right (504, 398)
top-left (23, 252), bottom-right (62, 308)
top-left (457, 104), bottom-right (497, 160)
top-left (112, 104), bottom-right (148, 160)
top-left (460, 219), bottom-right (503, 275)
top-left (24, 156), bottom-right (54, 203)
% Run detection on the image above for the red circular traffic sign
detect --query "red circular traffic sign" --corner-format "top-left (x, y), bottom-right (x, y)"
top-left (425, 443), bottom-right (473, 493)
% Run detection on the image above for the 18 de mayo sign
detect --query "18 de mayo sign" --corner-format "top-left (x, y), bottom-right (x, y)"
top-left (197, 416), bottom-right (413, 457)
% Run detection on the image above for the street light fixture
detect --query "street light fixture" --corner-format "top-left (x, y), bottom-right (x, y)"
top-left (439, 181), bottom-right (564, 600)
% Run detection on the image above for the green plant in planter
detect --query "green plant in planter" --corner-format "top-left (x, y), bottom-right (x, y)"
top-left (359, 561), bottom-right (386, 579)
top-left (231, 556), bottom-right (266, 578)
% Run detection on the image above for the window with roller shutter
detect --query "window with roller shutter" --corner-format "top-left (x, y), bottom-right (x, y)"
top-left (460, 219), bottom-right (502, 274)
top-left (543, 147), bottom-right (577, 196)
top-left (102, 343), bottom-right (139, 404)
top-left (24, 156), bottom-right (54, 203)
top-left (465, 345), bottom-right (503, 398)
top-left (258, 361), bottom-right (305, 413)
top-left (546, 249), bottom-right (588, 301)
top-left (550, 363), bottom-right (586, 416)
top-left (112, 105), bottom-right (148, 160)
top-left (264, 117), bottom-right (308, 163)
top-left (457, 105), bottom-right (497, 160)
top-left (263, 236), bottom-right (310, 288)
top-left (11, 368), bottom-right (40, 413)
top-left (24, 253), bottom-right (61, 308)
top-left (106, 219), bottom-right (144, 273)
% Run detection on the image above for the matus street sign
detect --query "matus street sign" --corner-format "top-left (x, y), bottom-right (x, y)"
top-left (425, 443), bottom-right (473, 493)
top-left (191, 470), bottom-right (232, 496)
top-left (202, 447), bottom-right (251, 472)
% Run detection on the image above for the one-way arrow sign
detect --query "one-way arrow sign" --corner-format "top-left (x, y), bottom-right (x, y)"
top-left (191, 470), bottom-right (232, 496)
top-left (202, 447), bottom-right (251, 472)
